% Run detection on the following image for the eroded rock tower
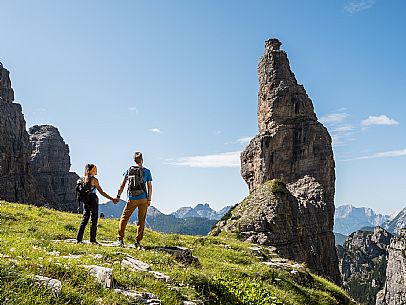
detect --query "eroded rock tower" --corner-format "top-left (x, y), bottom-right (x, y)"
top-left (211, 39), bottom-right (341, 284)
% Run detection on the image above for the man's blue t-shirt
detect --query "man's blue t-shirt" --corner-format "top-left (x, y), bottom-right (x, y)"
top-left (124, 166), bottom-right (152, 200)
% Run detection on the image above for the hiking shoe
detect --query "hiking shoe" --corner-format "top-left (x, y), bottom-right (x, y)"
top-left (90, 241), bottom-right (101, 246)
top-left (134, 241), bottom-right (141, 248)
top-left (114, 239), bottom-right (124, 247)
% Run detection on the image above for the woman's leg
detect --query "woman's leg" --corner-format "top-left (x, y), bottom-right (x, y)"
top-left (76, 204), bottom-right (91, 242)
top-left (89, 194), bottom-right (99, 242)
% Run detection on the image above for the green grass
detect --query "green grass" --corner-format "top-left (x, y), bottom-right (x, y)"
top-left (0, 201), bottom-right (356, 305)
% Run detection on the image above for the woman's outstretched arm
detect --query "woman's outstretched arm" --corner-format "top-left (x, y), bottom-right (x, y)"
top-left (92, 178), bottom-right (115, 201)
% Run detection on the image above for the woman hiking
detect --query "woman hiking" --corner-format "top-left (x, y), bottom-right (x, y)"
top-left (76, 164), bottom-right (117, 244)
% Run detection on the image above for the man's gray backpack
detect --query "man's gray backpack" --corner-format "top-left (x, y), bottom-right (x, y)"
top-left (127, 166), bottom-right (147, 197)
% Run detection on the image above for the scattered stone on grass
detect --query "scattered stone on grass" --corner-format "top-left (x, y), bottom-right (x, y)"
top-left (121, 255), bottom-right (171, 282)
top-left (83, 265), bottom-right (113, 288)
top-left (32, 275), bottom-right (62, 296)
top-left (114, 287), bottom-right (161, 304)
top-left (122, 255), bottom-right (150, 272)
top-left (145, 246), bottom-right (201, 267)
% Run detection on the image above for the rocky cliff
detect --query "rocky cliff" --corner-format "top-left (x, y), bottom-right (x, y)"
top-left (211, 39), bottom-right (341, 284)
top-left (337, 226), bottom-right (392, 305)
top-left (376, 228), bottom-right (406, 305)
top-left (0, 63), bottom-right (44, 204)
top-left (0, 62), bottom-right (78, 211)
top-left (29, 125), bottom-right (80, 212)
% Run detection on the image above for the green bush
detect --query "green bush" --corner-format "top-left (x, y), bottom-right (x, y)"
top-left (267, 179), bottom-right (287, 195)
top-left (210, 275), bottom-right (283, 305)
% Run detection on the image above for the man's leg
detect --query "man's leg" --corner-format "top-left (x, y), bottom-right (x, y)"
top-left (118, 201), bottom-right (137, 240)
top-left (136, 199), bottom-right (148, 243)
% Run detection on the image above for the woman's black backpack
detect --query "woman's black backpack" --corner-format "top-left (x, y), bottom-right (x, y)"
top-left (76, 178), bottom-right (92, 205)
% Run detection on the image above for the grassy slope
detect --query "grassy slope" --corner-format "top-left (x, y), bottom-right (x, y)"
top-left (0, 201), bottom-right (355, 305)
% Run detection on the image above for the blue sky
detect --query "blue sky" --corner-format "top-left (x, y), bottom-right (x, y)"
top-left (1, 0), bottom-right (405, 214)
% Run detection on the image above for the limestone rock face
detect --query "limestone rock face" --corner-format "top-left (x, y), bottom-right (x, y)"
top-left (337, 227), bottom-right (392, 305)
top-left (211, 39), bottom-right (340, 284)
top-left (376, 229), bottom-right (406, 305)
top-left (29, 125), bottom-right (80, 212)
top-left (0, 64), bottom-right (43, 204)
top-left (0, 62), bottom-right (14, 103)
top-left (0, 63), bottom-right (79, 211)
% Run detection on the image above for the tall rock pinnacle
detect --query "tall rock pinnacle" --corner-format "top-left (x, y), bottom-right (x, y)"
top-left (0, 63), bottom-right (79, 212)
top-left (211, 39), bottom-right (341, 284)
top-left (29, 125), bottom-right (80, 212)
top-left (0, 62), bottom-right (15, 103)
top-left (0, 63), bottom-right (43, 203)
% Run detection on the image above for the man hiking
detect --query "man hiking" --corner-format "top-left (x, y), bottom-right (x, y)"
top-left (114, 151), bottom-right (152, 247)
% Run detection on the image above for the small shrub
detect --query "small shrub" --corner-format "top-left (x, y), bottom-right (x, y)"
top-left (210, 275), bottom-right (283, 305)
top-left (267, 179), bottom-right (287, 195)
top-left (64, 224), bottom-right (76, 232)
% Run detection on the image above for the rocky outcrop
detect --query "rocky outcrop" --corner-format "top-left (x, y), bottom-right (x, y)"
top-left (0, 62), bottom-right (78, 211)
top-left (0, 62), bottom-right (14, 103)
top-left (337, 226), bottom-right (392, 305)
top-left (376, 229), bottom-right (406, 305)
top-left (0, 63), bottom-right (44, 204)
top-left (29, 125), bottom-right (79, 212)
top-left (211, 39), bottom-right (340, 284)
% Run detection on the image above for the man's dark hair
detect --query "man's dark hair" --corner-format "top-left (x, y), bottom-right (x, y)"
top-left (133, 152), bottom-right (143, 163)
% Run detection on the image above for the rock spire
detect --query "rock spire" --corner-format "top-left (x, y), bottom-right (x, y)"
top-left (211, 39), bottom-right (341, 284)
top-left (29, 125), bottom-right (80, 212)
top-left (0, 64), bottom-right (43, 203)
top-left (0, 63), bottom-right (79, 211)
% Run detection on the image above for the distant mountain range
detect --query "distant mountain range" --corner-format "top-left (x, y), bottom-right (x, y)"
top-left (383, 207), bottom-right (406, 234)
top-left (172, 203), bottom-right (232, 220)
top-left (99, 201), bottom-right (232, 236)
top-left (334, 204), bottom-right (406, 236)
top-left (334, 205), bottom-right (391, 235)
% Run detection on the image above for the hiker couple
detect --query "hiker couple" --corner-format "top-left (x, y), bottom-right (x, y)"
top-left (75, 151), bottom-right (152, 247)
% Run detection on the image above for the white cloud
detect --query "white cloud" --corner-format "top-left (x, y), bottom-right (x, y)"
top-left (320, 113), bottom-right (349, 124)
top-left (168, 151), bottom-right (241, 168)
top-left (237, 136), bottom-right (253, 144)
top-left (361, 115), bottom-right (399, 126)
top-left (344, 0), bottom-right (375, 14)
top-left (150, 128), bottom-right (162, 134)
top-left (128, 107), bottom-right (139, 114)
top-left (333, 125), bottom-right (355, 133)
top-left (344, 149), bottom-right (406, 161)
top-left (330, 124), bottom-right (356, 146)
